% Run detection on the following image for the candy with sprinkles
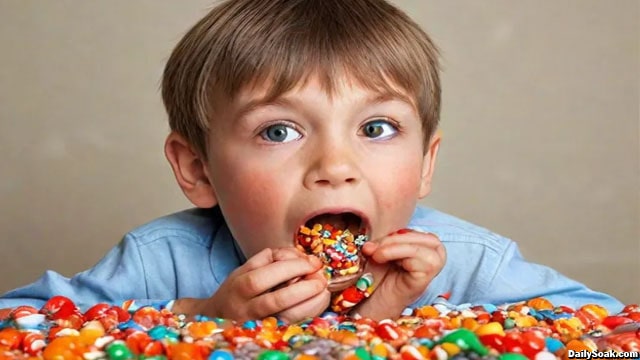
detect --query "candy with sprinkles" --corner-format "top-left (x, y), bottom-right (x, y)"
top-left (296, 222), bottom-right (368, 283)
top-left (0, 295), bottom-right (638, 359)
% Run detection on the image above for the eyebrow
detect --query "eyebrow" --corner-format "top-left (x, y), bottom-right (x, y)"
top-left (235, 91), bottom-right (414, 120)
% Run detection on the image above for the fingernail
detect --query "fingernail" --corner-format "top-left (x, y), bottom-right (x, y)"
top-left (397, 228), bottom-right (412, 234)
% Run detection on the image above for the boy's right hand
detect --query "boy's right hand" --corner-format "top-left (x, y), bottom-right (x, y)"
top-left (172, 248), bottom-right (329, 323)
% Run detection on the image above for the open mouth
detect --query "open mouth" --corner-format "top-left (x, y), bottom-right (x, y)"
top-left (294, 211), bottom-right (369, 292)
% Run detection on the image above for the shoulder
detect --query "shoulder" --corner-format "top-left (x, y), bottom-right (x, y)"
top-left (408, 206), bottom-right (512, 255)
top-left (124, 207), bottom-right (223, 249)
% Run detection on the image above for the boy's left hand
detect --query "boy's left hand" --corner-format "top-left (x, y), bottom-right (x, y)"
top-left (353, 229), bottom-right (446, 320)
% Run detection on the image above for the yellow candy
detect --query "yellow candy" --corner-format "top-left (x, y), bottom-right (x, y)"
top-left (371, 343), bottom-right (388, 357)
top-left (475, 322), bottom-right (505, 337)
top-left (299, 226), bottom-right (311, 235)
top-left (262, 317), bottom-right (278, 330)
top-left (282, 325), bottom-right (303, 342)
top-left (440, 342), bottom-right (461, 356)
top-left (187, 321), bottom-right (218, 339)
top-left (579, 304), bottom-right (608, 321)
top-left (78, 321), bottom-right (105, 346)
top-left (514, 315), bottom-right (537, 328)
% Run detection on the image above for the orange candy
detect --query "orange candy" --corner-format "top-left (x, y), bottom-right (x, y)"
top-left (527, 297), bottom-right (554, 311)
top-left (42, 336), bottom-right (85, 360)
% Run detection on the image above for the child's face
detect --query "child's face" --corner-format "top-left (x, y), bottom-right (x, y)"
top-left (200, 75), bottom-right (439, 258)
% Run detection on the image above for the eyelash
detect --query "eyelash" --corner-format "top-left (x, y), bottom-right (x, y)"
top-left (255, 117), bottom-right (404, 141)
top-left (256, 120), bottom-right (302, 140)
top-left (369, 117), bottom-right (403, 133)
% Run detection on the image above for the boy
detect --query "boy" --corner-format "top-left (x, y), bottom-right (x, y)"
top-left (0, 0), bottom-right (623, 323)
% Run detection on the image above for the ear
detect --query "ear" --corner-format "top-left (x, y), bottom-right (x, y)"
top-left (418, 130), bottom-right (442, 199)
top-left (164, 131), bottom-right (217, 208)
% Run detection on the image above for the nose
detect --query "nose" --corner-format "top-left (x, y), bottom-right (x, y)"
top-left (303, 139), bottom-right (361, 189)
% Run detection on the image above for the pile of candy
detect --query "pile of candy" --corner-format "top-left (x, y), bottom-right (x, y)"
top-left (0, 296), bottom-right (638, 360)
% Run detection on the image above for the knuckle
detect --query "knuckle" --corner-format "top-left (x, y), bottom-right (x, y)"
top-left (243, 273), bottom-right (262, 295)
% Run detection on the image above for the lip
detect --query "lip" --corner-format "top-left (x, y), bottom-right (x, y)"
top-left (297, 207), bottom-right (371, 236)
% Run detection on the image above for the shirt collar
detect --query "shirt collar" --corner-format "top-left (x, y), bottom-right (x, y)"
top-left (209, 208), bottom-right (247, 285)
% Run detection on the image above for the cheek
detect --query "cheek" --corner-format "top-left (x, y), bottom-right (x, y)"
top-left (209, 160), bottom-right (292, 255)
top-left (374, 158), bottom-right (423, 215)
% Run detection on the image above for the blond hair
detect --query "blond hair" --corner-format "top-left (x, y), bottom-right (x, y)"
top-left (162, 0), bottom-right (441, 158)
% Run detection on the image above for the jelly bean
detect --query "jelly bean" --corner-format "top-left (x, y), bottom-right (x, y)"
top-left (168, 343), bottom-right (204, 360)
top-left (534, 351), bottom-right (557, 360)
top-left (479, 334), bottom-right (505, 352)
top-left (106, 340), bottom-right (135, 360)
top-left (399, 344), bottom-right (425, 359)
top-left (497, 353), bottom-right (528, 360)
top-left (42, 336), bottom-right (85, 360)
top-left (376, 322), bottom-right (400, 341)
top-left (475, 322), bottom-right (505, 337)
top-left (415, 306), bottom-right (439, 318)
top-left (503, 318), bottom-right (516, 329)
top-left (0, 328), bottom-right (24, 350)
top-left (354, 346), bottom-right (371, 359)
top-left (601, 315), bottom-right (633, 330)
top-left (41, 296), bottom-right (79, 320)
top-left (257, 349), bottom-right (290, 360)
top-left (544, 336), bottom-right (564, 354)
top-left (84, 303), bottom-right (111, 321)
top-left (22, 331), bottom-right (46, 356)
top-left (439, 328), bottom-right (488, 356)
top-left (439, 342), bottom-right (460, 356)
top-left (209, 349), bottom-right (234, 360)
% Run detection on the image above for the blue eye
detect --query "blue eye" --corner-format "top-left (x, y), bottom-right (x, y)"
top-left (362, 119), bottom-right (398, 139)
top-left (260, 123), bottom-right (302, 143)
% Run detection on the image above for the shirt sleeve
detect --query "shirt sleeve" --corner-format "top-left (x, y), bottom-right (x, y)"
top-left (476, 240), bottom-right (625, 314)
top-left (0, 233), bottom-right (174, 312)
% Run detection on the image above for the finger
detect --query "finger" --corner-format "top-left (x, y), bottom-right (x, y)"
top-left (399, 247), bottom-right (445, 275)
top-left (250, 278), bottom-right (327, 317)
top-left (374, 230), bottom-right (442, 248)
top-left (278, 289), bottom-right (331, 323)
top-left (239, 256), bottom-right (323, 297)
top-left (370, 242), bottom-right (433, 266)
top-left (239, 247), bottom-right (309, 274)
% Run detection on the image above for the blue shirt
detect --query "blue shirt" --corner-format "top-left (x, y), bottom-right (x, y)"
top-left (0, 206), bottom-right (624, 314)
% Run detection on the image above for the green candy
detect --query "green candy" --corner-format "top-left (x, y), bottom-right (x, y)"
top-left (504, 317), bottom-right (516, 329)
top-left (438, 328), bottom-right (488, 356)
top-left (257, 350), bottom-right (290, 360)
top-left (106, 341), bottom-right (134, 360)
top-left (498, 353), bottom-right (529, 360)
top-left (356, 273), bottom-right (373, 291)
top-left (354, 346), bottom-right (372, 360)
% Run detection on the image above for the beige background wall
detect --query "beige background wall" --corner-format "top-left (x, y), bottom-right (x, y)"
top-left (0, 1), bottom-right (638, 304)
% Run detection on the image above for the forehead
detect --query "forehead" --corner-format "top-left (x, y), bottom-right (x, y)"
top-left (231, 72), bottom-right (418, 112)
